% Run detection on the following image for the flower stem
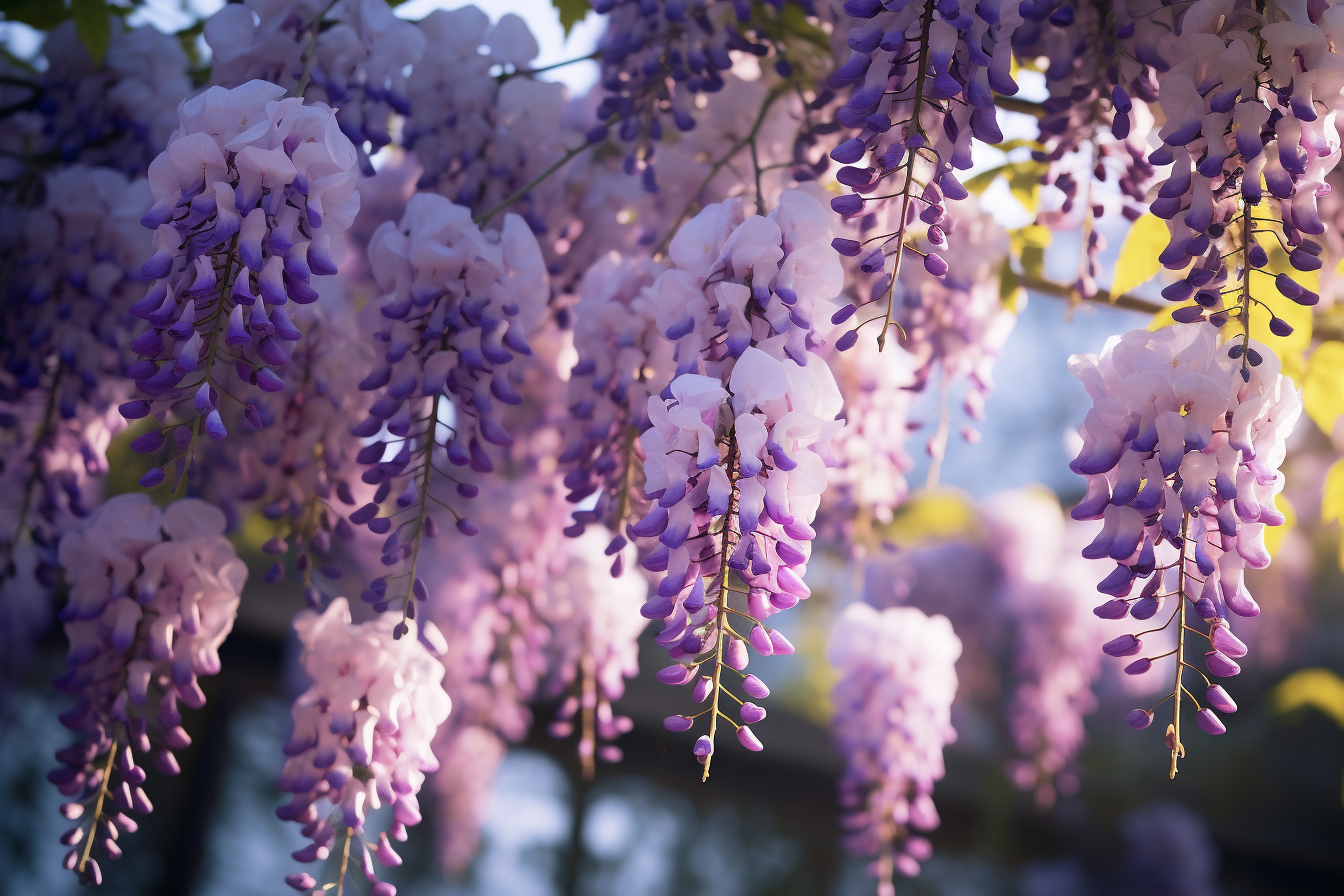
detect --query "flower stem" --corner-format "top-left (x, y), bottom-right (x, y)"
top-left (1169, 512), bottom-right (1190, 778)
top-left (78, 740), bottom-right (119, 874)
top-left (702, 437), bottom-right (740, 783)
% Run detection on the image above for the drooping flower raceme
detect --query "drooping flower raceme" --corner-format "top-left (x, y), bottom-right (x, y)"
top-left (1069, 324), bottom-right (1300, 775)
top-left (648, 348), bottom-right (842, 772)
top-left (559, 253), bottom-right (670, 554)
top-left (210, 302), bottom-right (374, 610)
top-left (122, 81), bottom-right (359, 486)
top-left (1010, 0), bottom-right (1165, 295)
top-left (827, 0), bottom-right (1022, 346)
top-left (1, 166), bottom-right (150, 639)
top-left (403, 7), bottom-right (569, 229)
top-left (277, 597), bottom-right (451, 896)
top-left (829, 602), bottom-right (961, 891)
top-left (639, 190), bottom-right (844, 774)
top-left (50, 495), bottom-right (245, 885)
top-left (206, 0), bottom-right (427, 175)
top-left (352, 193), bottom-right (547, 624)
top-left (591, 0), bottom-right (805, 192)
top-left (0, 19), bottom-right (192, 182)
top-left (980, 488), bottom-right (1106, 806)
top-left (543, 531), bottom-right (648, 777)
top-left (1148, 0), bottom-right (1344, 335)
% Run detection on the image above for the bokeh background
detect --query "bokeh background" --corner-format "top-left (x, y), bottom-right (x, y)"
top-left (2, 2), bottom-right (1343, 895)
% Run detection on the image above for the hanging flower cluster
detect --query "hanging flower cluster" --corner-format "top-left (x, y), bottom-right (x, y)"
top-left (1, 166), bottom-right (150, 623)
top-left (819, 336), bottom-right (919, 537)
top-left (1149, 0), bottom-right (1344, 330)
top-left (403, 8), bottom-right (570, 230)
top-left (1010, 0), bottom-right (1164, 294)
top-left (277, 597), bottom-right (451, 896)
top-left (123, 81), bottom-right (360, 486)
top-left (827, 0), bottom-right (1021, 346)
top-left (50, 495), bottom-right (245, 885)
top-left (206, 0), bottom-right (427, 174)
top-left (591, 0), bottom-right (807, 192)
top-left (559, 254), bottom-right (670, 551)
top-left (0, 20), bottom-right (191, 187)
top-left (352, 193), bottom-right (547, 625)
top-left (980, 488), bottom-right (1106, 806)
top-left (645, 189), bottom-right (843, 774)
top-left (830, 601), bottom-right (961, 890)
top-left (1070, 324), bottom-right (1300, 775)
top-left (218, 304), bottom-right (374, 610)
top-left (543, 531), bottom-right (648, 776)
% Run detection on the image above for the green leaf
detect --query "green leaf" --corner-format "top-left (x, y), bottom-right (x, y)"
top-left (71, 0), bottom-right (110, 66)
top-left (1304, 341), bottom-right (1344, 435)
top-left (1322, 457), bottom-right (1344, 527)
top-left (1262, 494), bottom-right (1295, 558)
top-left (1272, 667), bottom-right (1344, 730)
top-left (2, 0), bottom-right (71, 29)
top-left (551, 0), bottom-right (589, 36)
top-left (964, 165), bottom-right (1006, 195)
top-left (1109, 213), bottom-right (1167, 299)
top-left (1322, 457), bottom-right (1344, 574)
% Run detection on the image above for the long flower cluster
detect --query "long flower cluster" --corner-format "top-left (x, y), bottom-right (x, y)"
top-left (591, 0), bottom-right (807, 192)
top-left (645, 189), bottom-right (843, 774)
top-left (122, 81), bottom-right (360, 486)
top-left (206, 0), bottom-right (427, 174)
top-left (352, 194), bottom-right (547, 625)
top-left (1150, 0), bottom-right (1344, 331)
top-left (819, 336), bottom-right (919, 536)
top-left (829, 602), bottom-right (960, 890)
top-left (827, 0), bottom-right (1021, 346)
top-left (1070, 324), bottom-right (1300, 775)
top-left (50, 495), bottom-right (245, 885)
top-left (1, 166), bottom-right (150, 627)
top-left (403, 7), bottom-right (570, 230)
top-left (980, 488), bottom-right (1106, 806)
top-left (217, 303), bottom-right (373, 609)
top-left (277, 597), bottom-right (451, 896)
top-left (559, 254), bottom-right (670, 551)
top-left (1011, 0), bottom-right (1164, 293)
top-left (543, 531), bottom-right (648, 776)
top-left (0, 19), bottom-right (191, 189)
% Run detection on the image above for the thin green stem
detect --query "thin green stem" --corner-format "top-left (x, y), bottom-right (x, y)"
top-left (474, 140), bottom-right (594, 227)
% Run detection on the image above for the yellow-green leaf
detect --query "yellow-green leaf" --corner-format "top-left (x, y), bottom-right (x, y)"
top-left (551, 0), bottom-right (590, 36)
top-left (1304, 341), bottom-right (1344, 436)
top-left (1271, 667), bottom-right (1344, 730)
top-left (1263, 495), bottom-right (1295, 558)
top-left (1322, 458), bottom-right (1344, 526)
top-left (1109, 213), bottom-right (1169, 299)
top-left (880, 489), bottom-right (977, 545)
top-left (71, 0), bottom-right (111, 66)
top-left (1148, 304), bottom-right (1178, 332)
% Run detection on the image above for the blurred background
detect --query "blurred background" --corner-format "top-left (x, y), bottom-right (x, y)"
top-left (2, 2), bottom-right (1343, 895)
